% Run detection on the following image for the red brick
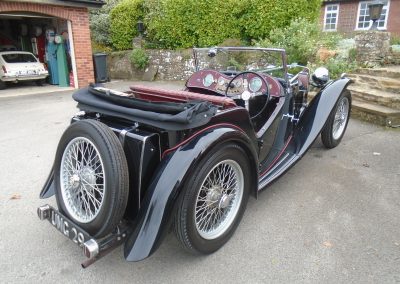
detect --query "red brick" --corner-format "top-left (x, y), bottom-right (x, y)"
top-left (320, 0), bottom-right (400, 37)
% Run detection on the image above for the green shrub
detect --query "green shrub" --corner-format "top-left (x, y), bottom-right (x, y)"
top-left (219, 38), bottom-right (246, 47)
top-left (90, 0), bottom-right (122, 46)
top-left (348, 48), bottom-right (357, 62)
top-left (309, 57), bottom-right (357, 80)
top-left (144, 0), bottom-right (321, 49)
top-left (322, 57), bottom-right (357, 79)
top-left (91, 41), bottom-right (113, 53)
top-left (110, 0), bottom-right (144, 50)
top-left (144, 0), bottom-right (245, 49)
top-left (390, 36), bottom-right (400, 45)
top-left (240, 0), bottom-right (321, 40)
top-left (256, 18), bottom-right (342, 65)
top-left (130, 48), bottom-right (149, 70)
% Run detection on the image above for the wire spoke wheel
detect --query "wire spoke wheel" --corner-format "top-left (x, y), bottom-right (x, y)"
top-left (332, 97), bottom-right (349, 140)
top-left (174, 143), bottom-right (250, 254)
top-left (321, 90), bottom-right (352, 149)
top-left (54, 119), bottom-right (129, 237)
top-left (195, 159), bottom-right (244, 240)
top-left (60, 137), bottom-right (105, 223)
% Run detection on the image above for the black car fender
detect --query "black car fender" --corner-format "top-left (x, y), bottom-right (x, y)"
top-left (291, 78), bottom-right (352, 156)
top-left (40, 167), bottom-right (55, 199)
top-left (124, 124), bottom-right (258, 262)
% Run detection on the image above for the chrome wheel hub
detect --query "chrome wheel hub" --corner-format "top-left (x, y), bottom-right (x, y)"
top-left (218, 194), bottom-right (233, 209)
top-left (69, 174), bottom-right (81, 189)
top-left (195, 159), bottom-right (244, 240)
top-left (60, 137), bottom-right (106, 223)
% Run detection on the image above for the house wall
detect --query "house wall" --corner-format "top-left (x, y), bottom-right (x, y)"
top-left (321, 0), bottom-right (400, 37)
top-left (0, 1), bottom-right (94, 87)
top-left (387, 0), bottom-right (400, 36)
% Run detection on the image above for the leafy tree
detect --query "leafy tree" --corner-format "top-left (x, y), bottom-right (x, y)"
top-left (90, 0), bottom-right (122, 46)
top-left (110, 0), bottom-right (144, 50)
top-left (257, 18), bottom-right (341, 64)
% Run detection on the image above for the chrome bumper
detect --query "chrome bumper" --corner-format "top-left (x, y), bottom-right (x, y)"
top-left (37, 204), bottom-right (129, 268)
top-left (1, 73), bottom-right (48, 82)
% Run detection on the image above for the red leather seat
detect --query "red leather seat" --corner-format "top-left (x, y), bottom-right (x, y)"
top-left (130, 85), bottom-right (237, 109)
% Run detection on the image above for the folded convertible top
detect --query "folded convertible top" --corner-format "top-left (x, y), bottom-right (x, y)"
top-left (72, 85), bottom-right (218, 131)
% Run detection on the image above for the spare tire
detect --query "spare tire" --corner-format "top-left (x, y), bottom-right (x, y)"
top-left (54, 119), bottom-right (129, 238)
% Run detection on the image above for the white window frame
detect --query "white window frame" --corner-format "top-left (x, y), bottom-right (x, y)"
top-left (355, 0), bottom-right (390, 31)
top-left (323, 4), bottom-right (340, 31)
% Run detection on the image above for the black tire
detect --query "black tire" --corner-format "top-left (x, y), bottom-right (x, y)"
top-left (0, 80), bottom-right (6, 90)
top-left (54, 119), bottom-right (129, 238)
top-left (174, 143), bottom-right (251, 254)
top-left (321, 90), bottom-right (352, 149)
top-left (35, 79), bottom-right (45, 86)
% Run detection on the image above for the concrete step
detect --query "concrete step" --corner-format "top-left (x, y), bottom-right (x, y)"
top-left (347, 73), bottom-right (400, 94)
top-left (355, 67), bottom-right (400, 79)
top-left (351, 99), bottom-right (400, 127)
top-left (347, 85), bottom-right (400, 110)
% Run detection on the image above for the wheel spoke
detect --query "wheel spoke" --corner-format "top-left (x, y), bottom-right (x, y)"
top-left (194, 159), bottom-right (244, 240)
top-left (60, 137), bottom-right (106, 223)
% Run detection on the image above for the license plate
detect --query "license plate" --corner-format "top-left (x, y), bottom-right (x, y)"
top-left (46, 206), bottom-right (91, 248)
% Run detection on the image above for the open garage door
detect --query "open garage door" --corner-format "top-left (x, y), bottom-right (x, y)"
top-left (0, 12), bottom-right (78, 94)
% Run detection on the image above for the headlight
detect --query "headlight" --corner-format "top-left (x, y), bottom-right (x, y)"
top-left (203, 74), bottom-right (214, 87)
top-left (249, 77), bottom-right (262, 92)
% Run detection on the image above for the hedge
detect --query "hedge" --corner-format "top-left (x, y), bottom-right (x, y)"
top-left (241, 0), bottom-right (322, 40)
top-left (143, 0), bottom-right (245, 49)
top-left (110, 0), bottom-right (143, 50)
top-left (108, 0), bottom-right (322, 50)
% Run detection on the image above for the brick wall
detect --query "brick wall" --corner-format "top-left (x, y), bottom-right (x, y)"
top-left (337, 1), bottom-right (358, 33)
top-left (0, 1), bottom-right (94, 87)
top-left (387, 0), bottom-right (400, 37)
top-left (320, 0), bottom-right (400, 37)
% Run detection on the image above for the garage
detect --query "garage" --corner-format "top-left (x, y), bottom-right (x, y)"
top-left (0, 0), bottom-right (103, 92)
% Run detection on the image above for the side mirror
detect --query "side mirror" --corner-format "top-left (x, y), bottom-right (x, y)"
top-left (312, 67), bottom-right (329, 87)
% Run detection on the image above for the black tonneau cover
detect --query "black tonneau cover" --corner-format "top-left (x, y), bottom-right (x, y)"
top-left (72, 86), bottom-right (218, 130)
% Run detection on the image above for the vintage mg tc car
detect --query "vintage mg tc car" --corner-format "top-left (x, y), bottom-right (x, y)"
top-left (37, 47), bottom-right (352, 267)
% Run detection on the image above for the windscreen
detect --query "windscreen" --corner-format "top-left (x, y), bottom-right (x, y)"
top-left (1, 53), bottom-right (38, 63)
top-left (194, 48), bottom-right (285, 76)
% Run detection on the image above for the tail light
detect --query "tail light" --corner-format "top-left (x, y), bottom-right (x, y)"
top-left (1, 65), bottom-right (7, 73)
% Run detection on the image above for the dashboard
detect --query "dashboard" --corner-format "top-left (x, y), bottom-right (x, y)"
top-left (186, 70), bottom-right (282, 98)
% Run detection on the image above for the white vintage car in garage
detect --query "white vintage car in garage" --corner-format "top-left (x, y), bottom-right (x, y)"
top-left (0, 51), bottom-right (49, 89)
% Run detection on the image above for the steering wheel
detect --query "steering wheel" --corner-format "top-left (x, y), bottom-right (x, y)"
top-left (224, 71), bottom-right (270, 111)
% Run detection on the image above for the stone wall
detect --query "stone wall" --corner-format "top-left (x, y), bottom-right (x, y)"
top-left (355, 31), bottom-right (391, 67)
top-left (108, 36), bottom-right (400, 82)
top-left (108, 49), bottom-right (196, 81)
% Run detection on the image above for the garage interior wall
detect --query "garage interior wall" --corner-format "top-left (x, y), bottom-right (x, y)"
top-left (0, 15), bottom-right (76, 87)
top-left (0, 2), bottom-right (95, 88)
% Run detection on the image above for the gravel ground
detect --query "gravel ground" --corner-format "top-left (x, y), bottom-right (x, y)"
top-left (0, 82), bottom-right (399, 283)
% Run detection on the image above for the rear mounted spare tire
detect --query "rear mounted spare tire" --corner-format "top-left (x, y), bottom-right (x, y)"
top-left (54, 119), bottom-right (129, 238)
